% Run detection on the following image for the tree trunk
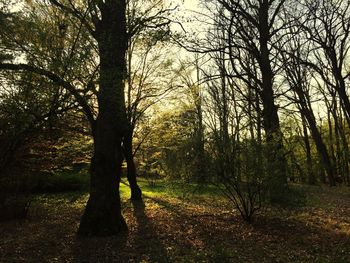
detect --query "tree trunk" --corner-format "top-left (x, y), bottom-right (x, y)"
top-left (259, 0), bottom-right (287, 200)
top-left (194, 58), bottom-right (206, 183)
top-left (301, 115), bottom-right (315, 185)
top-left (302, 107), bottom-right (335, 186)
top-left (78, 0), bottom-right (128, 236)
top-left (78, 132), bottom-right (127, 236)
top-left (337, 80), bottom-right (350, 128)
top-left (327, 107), bottom-right (337, 177)
top-left (124, 129), bottom-right (142, 200)
top-left (338, 109), bottom-right (350, 185)
top-left (332, 101), bottom-right (342, 180)
top-left (329, 55), bottom-right (350, 128)
top-left (288, 61), bottom-right (336, 186)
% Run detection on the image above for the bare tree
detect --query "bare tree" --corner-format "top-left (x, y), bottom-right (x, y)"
top-left (124, 0), bottom-right (175, 200)
top-left (281, 33), bottom-right (336, 186)
top-left (202, 0), bottom-right (294, 200)
top-left (301, 0), bottom-right (350, 127)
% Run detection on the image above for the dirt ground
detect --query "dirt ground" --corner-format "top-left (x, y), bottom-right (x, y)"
top-left (0, 186), bottom-right (350, 262)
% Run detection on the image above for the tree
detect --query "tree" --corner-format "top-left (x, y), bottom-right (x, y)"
top-left (0, 0), bottom-right (178, 235)
top-left (76, 0), bottom-right (129, 236)
top-left (125, 0), bottom-right (174, 199)
top-left (177, 56), bottom-right (207, 182)
top-left (281, 33), bottom-right (336, 186)
top-left (301, 0), bottom-right (350, 128)
top-left (201, 0), bottom-right (292, 200)
top-left (0, 0), bottom-right (128, 236)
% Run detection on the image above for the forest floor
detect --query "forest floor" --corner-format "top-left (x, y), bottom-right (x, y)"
top-left (0, 180), bottom-right (350, 263)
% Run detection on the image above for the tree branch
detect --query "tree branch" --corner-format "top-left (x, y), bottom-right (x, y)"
top-left (0, 62), bottom-right (95, 126)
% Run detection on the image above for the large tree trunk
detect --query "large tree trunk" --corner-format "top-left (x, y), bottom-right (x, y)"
top-left (78, 0), bottom-right (128, 236)
top-left (259, 0), bottom-right (287, 200)
top-left (124, 128), bottom-right (142, 200)
top-left (78, 132), bottom-right (127, 236)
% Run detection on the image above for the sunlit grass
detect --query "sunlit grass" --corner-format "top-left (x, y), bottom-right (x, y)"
top-left (120, 177), bottom-right (225, 201)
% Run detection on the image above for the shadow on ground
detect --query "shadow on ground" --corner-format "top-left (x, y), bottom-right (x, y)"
top-left (1, 188), bottom-right (350, 262)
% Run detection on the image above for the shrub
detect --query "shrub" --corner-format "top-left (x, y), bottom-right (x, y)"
top-left (271, 186), bottom-right (307, 208)
top-left (32, 170), bottom-right (89, 193)
top-left (0, 172), bottom-right (32, 221)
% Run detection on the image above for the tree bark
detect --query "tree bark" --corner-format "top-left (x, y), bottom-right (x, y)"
top-left (258, 0), bottom-right (287, 199)
top-left (338, 112), bottom-right (350, 185)
top-left (301, 115), bottom-right (315, 185)
top-left (301, 107), bottom-right (335, 186)
top-left (77, 0), bottom-right (128, 236)
top-left (124, 128), bottom-right (142, 200)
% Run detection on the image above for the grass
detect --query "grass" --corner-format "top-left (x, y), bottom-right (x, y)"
top-left (121, 178), bottom-right (224, 199)
top-left (0, 179), bottom-right (350, 262)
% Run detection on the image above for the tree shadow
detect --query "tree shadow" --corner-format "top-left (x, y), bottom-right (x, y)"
top-left (69, 197), bottom-right (170, 262)
top-left (73, 233), bottom-right (129, 262)
top-left (145, 195), bottom-right (350, 262)
top-left (2, 192), bottom-right (349, 262)
top-left (129, 199), bottom-right (169, 262)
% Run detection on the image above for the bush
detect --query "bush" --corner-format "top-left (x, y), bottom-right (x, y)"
top-left (211, 139), bottom-right (266, 222)
top-left (32, 170), bottom-right (89, 193)
top-left (0, 172), bottom-right (32, 221)
top-left (271, 186), bottom-right (307, 208)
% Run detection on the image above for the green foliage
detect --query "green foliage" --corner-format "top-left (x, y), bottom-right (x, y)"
top-left (139, 106), bottom-right (206, 182)
top-left (32, 170), bottom-right (89, 193)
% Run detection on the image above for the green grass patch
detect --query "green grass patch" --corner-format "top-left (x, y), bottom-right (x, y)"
top-left (121, 177), bottom-right (224, 200)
